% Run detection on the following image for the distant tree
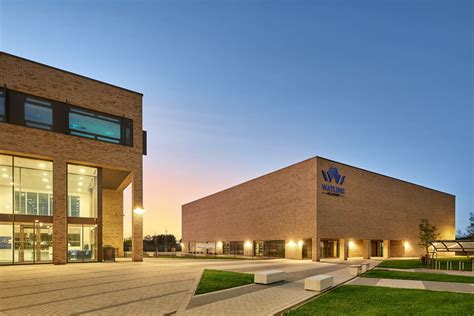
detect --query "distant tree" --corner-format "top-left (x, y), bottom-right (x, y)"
top-left (456, 229), bottom-right (465, 239)
top-left (143, 234), bottom-right (178, 252)
top-left (466, 212), bottom-right (474, 238)
top-left (418, 218), bottom-right (439, 257)
top-left (123, 237), bottom-right (132, 252)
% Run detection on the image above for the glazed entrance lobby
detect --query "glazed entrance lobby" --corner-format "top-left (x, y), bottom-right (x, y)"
top-left (0, 155), bottom-right (100, 264)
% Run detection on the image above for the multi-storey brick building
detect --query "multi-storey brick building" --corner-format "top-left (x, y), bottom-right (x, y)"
top-left (182, 157), bottom-right (455, 261)
top-left (0, 52), bottom-right (145, 265)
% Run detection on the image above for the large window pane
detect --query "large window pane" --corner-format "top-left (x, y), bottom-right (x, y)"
top-left (0, 223), bottom-right (13, 264)
top-left (68, 224), bottom-right (97, 262)
top-left (14, 157), bottom-right (53, 216)
top-left (24, 97), bottom-right (53, 130)
top-left (83, 225), bottom-right (98, 262)
top-left (0, 155), bottom-right (13, 214)
top-left (68, 165), bottom-right (98, 218)
top-left (69, 108), bottom-right (121, 143)
top-left (0, 90), bottom-right (5, 122)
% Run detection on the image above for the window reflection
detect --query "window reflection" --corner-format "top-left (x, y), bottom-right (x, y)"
top-left (24, 97), bottom-right (53, 130)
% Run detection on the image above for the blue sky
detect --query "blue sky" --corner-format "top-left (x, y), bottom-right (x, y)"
top-left (1, 0), bottom-right (472, 237)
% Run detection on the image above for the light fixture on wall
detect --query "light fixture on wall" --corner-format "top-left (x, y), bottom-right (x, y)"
top-left (245, 240), bottom-right (252, 247)
top-left (133, 207), bottom-right (145, 215)
top-left (288, 240), bottom-right (296, 247)
top-left (348, 240), bottom-right (355, 249)
top-left (298, 240), bottom-right (304, 247)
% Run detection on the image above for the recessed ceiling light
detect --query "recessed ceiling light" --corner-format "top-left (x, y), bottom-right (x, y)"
top-left (79, 176), bottom-right (83, 180)
top-left (79, 168), bottom-right (86, 173)
top-left (1, 168), bottom-right (6, 171)
top-left (39, 163), bottom-right (46, 168)
top-left (46, 185), bottom-right (51, 189)
top-left (2, 174), bottom-right (8, 178)
top-left (43, 172), bottom-right (48, 176)
top-left (77, 188), bottom-right (82, 192)
top-left (78, 182), bottom-right (83, 186)
top-left (42, 178), bottom-right (49, 183)
top-left (9, 182), bottom-right (14, 186)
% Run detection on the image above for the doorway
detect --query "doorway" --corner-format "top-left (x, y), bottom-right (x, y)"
top-left (14, 223), bottom-right (53, 264)
top-left (302, 238), bottom-right (312, 259)
top-left (371, 240), bottom-right (384, 257)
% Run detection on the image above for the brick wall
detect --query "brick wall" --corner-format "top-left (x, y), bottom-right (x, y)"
top-left (182, 158), bottom-right (317, 245)
top-left (317, 157), bottom-right (455, 257)
top-left (102, 189), bottom-right (124, 257)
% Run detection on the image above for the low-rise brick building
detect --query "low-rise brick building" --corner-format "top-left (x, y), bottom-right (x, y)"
top-left (182, 157), bottom-right (455, 261)
top-left (0, 52), bottom-right (145, 265)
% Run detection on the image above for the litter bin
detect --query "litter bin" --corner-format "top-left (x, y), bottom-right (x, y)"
top-left (103, 246), bottom-right (115, 262)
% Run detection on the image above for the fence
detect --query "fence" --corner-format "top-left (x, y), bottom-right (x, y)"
top-left (426, 258), bottom-right (473, 272)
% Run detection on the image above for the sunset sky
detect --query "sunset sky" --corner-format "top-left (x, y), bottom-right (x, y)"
top-left (1, 0), bottom-right (472, 239)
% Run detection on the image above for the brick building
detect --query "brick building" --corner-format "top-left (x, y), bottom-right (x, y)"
top-left (0, 52), bottom-right (145, 265)
top-left (182, 157), bottom-right (455, 261)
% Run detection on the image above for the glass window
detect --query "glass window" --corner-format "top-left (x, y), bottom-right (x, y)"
top-left (69, 108), bottom-right (121, 143)
top-left (14, 157), bottom-right (53, 216)
top-left (67, 165), bottom-right (98, 218)
top-left (0, 90), bottom-right (5, 122)
top-left (0, 155), bottom-right (13, 214)
top-left (24, 97), bottom-right (53, 130)
top-left (68, 224), bottom-right (97, 262)
top-left (0, 223), bottom-right (13, 265)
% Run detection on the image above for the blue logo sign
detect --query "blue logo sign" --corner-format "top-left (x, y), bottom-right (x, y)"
top-left (321, 167), bottom-right (345, 196)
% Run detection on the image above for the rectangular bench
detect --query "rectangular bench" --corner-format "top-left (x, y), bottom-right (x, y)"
top-left (349, 264), bottom-right (362, 276)
top-left (304, 274), bottom-right (334, 292)
top-left (254, 270), bottom-right (286, 284)
top-left (361, 263), bottom-right (370, 273)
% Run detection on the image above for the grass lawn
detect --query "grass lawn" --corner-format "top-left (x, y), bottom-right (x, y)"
top-left (378, 257), bottom-right (473, 270)
top-left (195, 269), bottom-right (254, 295)
top-left (285, 285), bottom-right (473, 315)
top-left (363, 269), bottom-right (474, 283)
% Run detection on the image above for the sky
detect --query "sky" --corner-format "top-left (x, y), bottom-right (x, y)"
top-left (0, 0), bottom-right (472, 239)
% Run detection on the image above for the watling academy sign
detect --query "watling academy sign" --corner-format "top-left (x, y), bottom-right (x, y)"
top-left (321, 167), bottom-right (345, 196)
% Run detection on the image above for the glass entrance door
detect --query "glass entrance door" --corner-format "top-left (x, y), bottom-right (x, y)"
top-left (14, 223), bottom-right (53, 264)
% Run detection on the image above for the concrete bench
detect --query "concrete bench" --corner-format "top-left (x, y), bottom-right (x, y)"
top-left (254, 270), bottom-right (286, 284)
top-left (361, 263), bottom-right (370, 273)
top-left (304, 274), bottom-right (334, 292)
top-left (349, 265), bottom-right (362, 276)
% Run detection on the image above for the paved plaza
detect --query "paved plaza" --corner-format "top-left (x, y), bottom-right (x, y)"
top-left (6, 258), bottom-right (471, 315)
top-left (0, 258), bottom-right (373, 315)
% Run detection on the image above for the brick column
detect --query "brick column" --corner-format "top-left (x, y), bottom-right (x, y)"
top-left (339, 239), bottom-right (347, 260)
top-left (132, 170), bottom-right (143, 262)
top-left (363, 239), bottom-right (371, 259)
top-left (53, 157), bottom-right (67, 265)
top-left (383, 240), bottom-right (390, 258)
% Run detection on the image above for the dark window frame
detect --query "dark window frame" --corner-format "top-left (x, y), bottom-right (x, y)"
top-left (68, 107), bottom-right (122, 144)
top-left (4, 88), bottom-right (134, 147)
top-left (24, 96), bottom-right (53, 131)
top-left (0, 88), bottom-right (5, 122)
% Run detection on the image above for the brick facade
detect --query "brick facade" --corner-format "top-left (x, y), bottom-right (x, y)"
top-left (102, 189), bottom-right (124, 257)
top-left (0, 52), bottom-right (144, 264)
top-left (182, 157), bottom-right (455, 260)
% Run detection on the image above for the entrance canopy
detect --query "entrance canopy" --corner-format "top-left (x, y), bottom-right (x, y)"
top-left (428, 240), bottom-right (474, 254)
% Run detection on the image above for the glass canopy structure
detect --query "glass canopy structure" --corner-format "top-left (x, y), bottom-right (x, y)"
top-left (428, 240), bottom-right (474, 256)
